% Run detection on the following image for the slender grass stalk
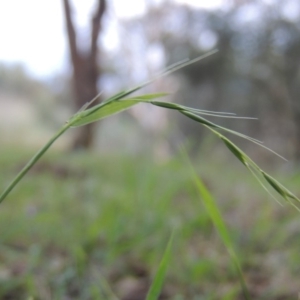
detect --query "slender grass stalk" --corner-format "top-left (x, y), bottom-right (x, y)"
top-left (0, 123), bottom-right (70, 204)
top-left (1, 49), bottom-right (299, 210)
top-left (1, 49), bottom-right (299, 299)
top-left (0, 51), bottom-right (217, 204)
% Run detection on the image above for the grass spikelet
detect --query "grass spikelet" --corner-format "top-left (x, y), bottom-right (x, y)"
top-left (221, 137), bottom-right (247, 165)
top-left (0, 49), bottom-right (298, 211)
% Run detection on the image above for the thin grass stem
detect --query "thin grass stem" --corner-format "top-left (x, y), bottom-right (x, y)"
top-left (0, 123), bottom-right (71, 204)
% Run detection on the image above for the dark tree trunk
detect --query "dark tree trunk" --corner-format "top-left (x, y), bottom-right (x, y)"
top-left (62, 0), bottom-right (106, 150)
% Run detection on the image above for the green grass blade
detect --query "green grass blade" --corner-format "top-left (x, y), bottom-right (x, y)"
top-left (0, 52), bottom-right (218, 205)
top-left (71, 50), bottom-right (217, 124)
top-left (71, 100), bottom-right (138, 127)
top-left (182, 149), bottom-right (251, 300)
top-left (130, 93), bottom-right (169, 100)
top-left (71, 94), bottom-right (169, 127)
top-left (146, 233), bottom-right (174, 300)
top-left (0, 123), bottom-right (71, 204)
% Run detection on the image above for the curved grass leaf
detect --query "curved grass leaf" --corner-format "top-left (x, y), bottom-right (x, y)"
top-left (0, 49), bottom-right (299, 300)
top-left (0, 52), bottom-right (217, 204)
top-left (0, 48), bottom-right (299, 211)
top-left (182, 148), bottom-right (251, 299)
top-left (72, 100), bottom-right (137, 127)
top-left (71, 93), bottom-right (169, 127)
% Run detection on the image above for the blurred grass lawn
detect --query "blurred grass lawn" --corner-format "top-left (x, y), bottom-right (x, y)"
top-left (0, 147), bottom-right (299, 299)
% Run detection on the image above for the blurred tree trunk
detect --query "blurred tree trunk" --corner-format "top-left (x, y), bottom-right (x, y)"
top-left (289, 82), bottom-right (300, 161)
top-left (63, 0), bottom-right (106, 150)
top-left (294, 111), bottom-right (300, 160)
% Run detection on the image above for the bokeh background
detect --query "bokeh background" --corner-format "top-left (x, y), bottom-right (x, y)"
top-left (1, 0), bottom-right (300, 299)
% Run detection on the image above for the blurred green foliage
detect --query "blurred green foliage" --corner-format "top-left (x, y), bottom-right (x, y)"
top-left (0, 147), bottom-right (299, 299)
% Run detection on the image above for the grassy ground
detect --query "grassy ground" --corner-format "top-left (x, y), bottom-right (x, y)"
top-left (0, 146), bottom-right (299, 299)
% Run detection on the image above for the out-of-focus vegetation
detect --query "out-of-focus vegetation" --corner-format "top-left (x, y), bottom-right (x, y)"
top-left (1, 0), bottom-right (300, 299)
top-left (0, 148), bottom-right (300, 299)
top-left (2, 1), bottom-right (300, 161)
top-left (0, 63), bottom-right (72, 147)
top-left (109, 0), bottom-right (300, 161)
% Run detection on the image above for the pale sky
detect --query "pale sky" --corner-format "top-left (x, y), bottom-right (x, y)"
top-left (0, 0), bottom-right (224, 79)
